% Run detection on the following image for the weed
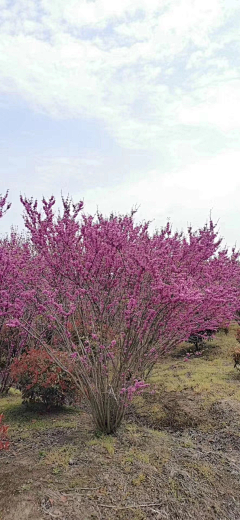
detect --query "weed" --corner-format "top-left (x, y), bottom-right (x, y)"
top-left (132, 473), bottom-right (146, 486)
top-left (181, 437), bottom-right (194, 448)
top-left (43, 445), bottom-right (77, 468)
top-left (88, 435), bottom-right (115, 456)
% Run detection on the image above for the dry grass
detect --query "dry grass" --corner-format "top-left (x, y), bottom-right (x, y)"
top-left (0, 324), bottom-right (240, 519)
top-left (130, 324), bottom-right (240, 430)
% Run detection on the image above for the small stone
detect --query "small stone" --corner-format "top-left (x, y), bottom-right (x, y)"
top-left (52, 509), bottom-right (63, 517)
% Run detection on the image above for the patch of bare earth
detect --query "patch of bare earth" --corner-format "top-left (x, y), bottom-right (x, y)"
top-left (0, 396), bottom-right (239, 520)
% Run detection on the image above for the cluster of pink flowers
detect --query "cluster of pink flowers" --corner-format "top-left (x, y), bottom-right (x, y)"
top-left (120, 380), bottom-right (150, 401)
top-left (184, 351), bottom-right (203, 362)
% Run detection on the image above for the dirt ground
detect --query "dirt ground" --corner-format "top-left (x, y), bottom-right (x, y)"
top-left (1, 325), bottom-right (240, 520)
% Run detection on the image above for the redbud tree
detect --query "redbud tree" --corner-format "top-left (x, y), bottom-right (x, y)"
top-left (12, 195), bottom-right (238, 433)
top-left (0, 193), bottom-right (34, 393)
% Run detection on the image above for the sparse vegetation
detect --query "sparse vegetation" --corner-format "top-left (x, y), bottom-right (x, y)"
top-left (1, 326), bottom-right (240, 519)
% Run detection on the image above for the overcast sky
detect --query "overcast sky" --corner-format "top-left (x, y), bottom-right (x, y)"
top-left (0, 0), bottom-right (240, 246)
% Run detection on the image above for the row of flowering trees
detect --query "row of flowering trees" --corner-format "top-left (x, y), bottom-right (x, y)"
top-left (0, 191), bottom-right (240, 433)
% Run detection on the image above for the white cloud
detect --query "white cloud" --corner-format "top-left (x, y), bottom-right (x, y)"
top-left (0, 0), bottom-right (239, 153)
top-left (177, 81), bottom-right (240, 132)
top-left (79, 149), bottom-right (240, 246)
top-left (1, 147), bottom-right (240, 247)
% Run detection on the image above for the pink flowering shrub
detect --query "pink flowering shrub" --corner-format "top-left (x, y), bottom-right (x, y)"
top-left (0, 191), bottom-right (11, 218)
top-left (1, 193), bottom-right (239, 433)
top-left (0, 194), bottom-right (37, 393)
